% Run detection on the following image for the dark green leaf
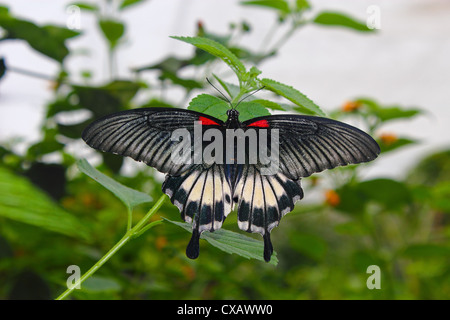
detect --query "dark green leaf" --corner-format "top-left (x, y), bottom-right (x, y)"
top-left (0, 166), bottom-right (89, 239)
top-left (27, 128), bottom-right (65, 158)
top-left (99, 19), bottom-right (125, 49)
top-left (0, 57), bottom-right (6, 81)
top-left (378, 137), bottom-right (417, 154)
top-left (212, 74), bottom-right (240, 98)
top-left (240, 0), bottom-right (290, 15)
top-left (46, 98), bottom-right (79, 118)
top-left (430, 181), bottom-right (450, 212)
top-left (352, 251), bottom-right (384, 272)
top-left (119, 0), bottom-right (146, 10)
top-left (406, 149), bottom-right (450, 186)
top-left (165, 219), bottom-right (278, 265)
top-left (357, 178), bottom-right (411, 209)
top-left (260, 78), bottom-right (325, 116)
top-left (313, 11), bottom-right (374, 32)
top-left (77, 159), bottom-right (152, 211)
top-left (356, 98), bottom-right (422, 123)
top-left (72, 80), bottom-right (141, 118)
top-left (295, 0), bottom-right (310, 11)
top-left (0, 11), bottom-right (80, 62)
top-left (101, 80), bottom-right (144, 105)
top-left (102, 153), bottom-right (124, 174)
top-left (134, 56), bottom-right (189, 74)
top-left (69, 2), bottom-right (99, 11)
top-left (334, 221), bottom-right (368, 235)
top-left (235, 101), bottom-right (271, 122)
top-left (289, 233), bottom-right (327, 261)
top-left (402, 244), bottom-right (450, 259)
top-left (336, 178), bottom-right (412, 213)
top-left (57, 119), bottom-right (91, 140)
top-left (188, 94), bottom-right (230, 121)
top-left (251, 99), bottom-right (285, 111)
top-left (160, 71), bottom-right (203, 91)
top-left (24, 162), bottom-right (66, 201)
top-left (172, 36), bottom-right (246, 80)
top-left (82, 276), bottom-right (121, 292)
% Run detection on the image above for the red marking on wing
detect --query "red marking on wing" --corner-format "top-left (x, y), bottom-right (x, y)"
top-left (199, 116), bottom-right (220, 126)
top-left (247, 119), bottom-right (269, 128)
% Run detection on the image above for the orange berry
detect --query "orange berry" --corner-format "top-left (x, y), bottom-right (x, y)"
top-left (342, 101), bottom-right (361, 112)
top-left (325, 189), bottom-right (340, 207)
top-left (155, 236), bottom-right (168, 251)
top-left (379, 133), bottom-right (398, 146)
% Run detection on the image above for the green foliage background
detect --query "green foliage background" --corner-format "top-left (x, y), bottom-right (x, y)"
top-left (1, 0), bottom-right (449, 300)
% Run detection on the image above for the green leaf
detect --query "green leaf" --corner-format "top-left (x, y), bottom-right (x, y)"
top-left (356, 98), bottom-right (422, 123)
top-left (406, 149), bottom-right (450, 187)
top-left (188, 94), bottom-right (230, 121)
top-left (82, 275), bottom-right (121, 292)
top-left (402, 244), bottom-right (450, 259)
top-left (77, 159), bottom-right (152, 211)
top-left (101, 80), bottom-right (145, 105)
top-left (251, 99), bottom-right (285, 111)
top-left (0, 11), bottom-right (80, 62)
top-left (71, 80), bottom-right (142, 119)
top-left (235, 101), bottom-right (271, 122)
top-left (313, 11), bottom-right (374, 32)
top-left (240, 0), bottom-right (290, 15)
top-left (430, 181), bottom-right (450, 212)
top-left (336, 178), bottom-right (412, 213)
top-left (378, 137), bottom-right (417, 154)
top-left (172, 36), bottom-right (246, 81)
top-left (159, 71), bottom-right (203, 91)
top-left (289, 233), bottom-right (327, 261)
top-left (165, 219), bottom-right (278, 265)
top-left (212, 74), bottom-right (240, 98)
top-left (295, 0), bottom-right (310, 11)
top-left (99, 19), bottom-right (125, 49)
top-left (119, 0), bottom-right (146, 10)
top-left (134, 56), bottom-right (188, 74)
top-left (334, 221), bottom-right (368, 235)
top-left (0, 57), bottom-right (6, 81)
top-left (26, 128), bottom-right (64, 158)
top-left (0, 166), bottom-right (89, 239)
top-left (260, 78), bottom-right (325, 116)
top-left (69, 2), bottom-right (99, 11)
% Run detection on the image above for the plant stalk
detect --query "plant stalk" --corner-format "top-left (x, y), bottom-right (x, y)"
top-left (55, 194), bottom-right (167, 300)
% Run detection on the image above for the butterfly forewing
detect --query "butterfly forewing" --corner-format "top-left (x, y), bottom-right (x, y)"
top-left (243, 115), bottom-right (380, 180)
top-left (82, 108), bottom-right (224, 176)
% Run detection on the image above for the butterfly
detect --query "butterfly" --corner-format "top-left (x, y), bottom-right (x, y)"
top-left (82, 106), bottom-right (380, 262)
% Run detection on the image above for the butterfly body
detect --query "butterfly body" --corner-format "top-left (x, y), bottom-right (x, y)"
top-left (82, 107), bottom-right (380, 262)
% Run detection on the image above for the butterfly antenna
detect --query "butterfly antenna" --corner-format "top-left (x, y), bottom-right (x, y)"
top-left (234, 85), bottom-right (266, 109)
top-left (206, 77), bottom-right (230, 104)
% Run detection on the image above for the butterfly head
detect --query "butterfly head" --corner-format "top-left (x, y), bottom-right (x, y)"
top-left (226, 109), bottom-right (240, 128)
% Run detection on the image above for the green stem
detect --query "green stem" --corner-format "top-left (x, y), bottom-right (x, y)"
top-left (55, 194), bottom-right (168, 300)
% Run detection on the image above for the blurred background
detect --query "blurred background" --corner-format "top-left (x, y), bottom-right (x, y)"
top-left (0, 0), bottom-right (449, 299)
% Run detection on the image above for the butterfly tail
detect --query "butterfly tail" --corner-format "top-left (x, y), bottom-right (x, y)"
top-left (233, 165), bottom-right (303, 262)
top-left (163, 164), bottom-right (233, 259)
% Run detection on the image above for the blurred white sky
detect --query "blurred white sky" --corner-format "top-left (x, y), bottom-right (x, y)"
top-left (0, 0), bottom-right (449, 179)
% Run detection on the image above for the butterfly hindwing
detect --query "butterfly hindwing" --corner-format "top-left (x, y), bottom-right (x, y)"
top-left (162, 163), bottom-right (233, 259)
top-left (232, 164), bottom-right (304, 262)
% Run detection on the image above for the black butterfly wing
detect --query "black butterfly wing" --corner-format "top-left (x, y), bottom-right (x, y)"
top-left (82, 107), bottom-right (224, 176)
top-left (242, 115), bottom-right (380, 180)
top-left (82, 107), bottom-right (232, 259)
top-left (236, 115), bottom-right (380, 261)
top-left (232, 163), bottom-right (304, 262)
top-left (162, 163), bottom-right (233, 259)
